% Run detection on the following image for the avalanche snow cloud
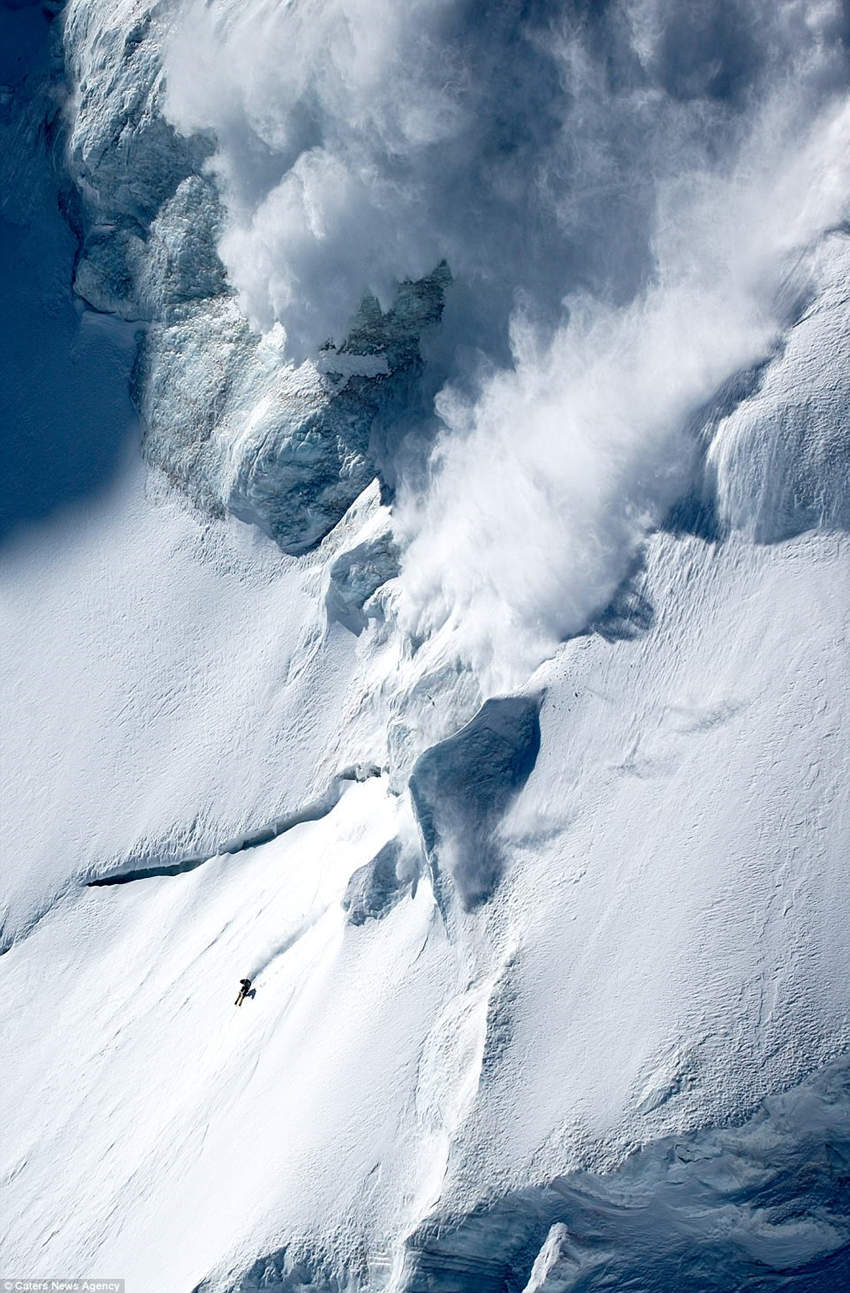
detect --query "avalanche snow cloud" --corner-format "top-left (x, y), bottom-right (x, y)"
top-left (161, 0), bottom-right (850, 685)
top-left (1, 0), bottom-right (850, 1290)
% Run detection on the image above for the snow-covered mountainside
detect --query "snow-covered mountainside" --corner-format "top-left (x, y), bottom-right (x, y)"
top-left (1, 1), bottom-right (849, 1289)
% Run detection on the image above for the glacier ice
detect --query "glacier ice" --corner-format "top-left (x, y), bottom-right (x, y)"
top-left (63, 0), bottom-right (450, 554)
top-left (396, 1056), bottom-right (850, 1293)
top-left (325, 522), bottom-right (399, 635)
top-left (342, 838), bottom-right (412, 927)
top-left (409, 696), bottom-right (541, 908)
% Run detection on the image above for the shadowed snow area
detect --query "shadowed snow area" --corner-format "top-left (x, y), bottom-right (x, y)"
top-left (0, 0), bottom-right (136, 545)
top-left (1, 0), bottom-right (849, 1289)
top-left (410, 696), bottom-right (542, 908)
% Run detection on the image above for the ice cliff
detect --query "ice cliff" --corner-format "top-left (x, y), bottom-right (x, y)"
top-left (63, 0), bottom-right (450, 554)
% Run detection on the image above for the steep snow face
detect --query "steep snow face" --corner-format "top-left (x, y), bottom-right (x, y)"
top-left (2, 0), bottom-right (850, 1290)
top-left (2, 530), bottom-right (848, 1292)
top-left (708, 231), bottom-right (850, 542)
top-left (62, 0), bottom-right (450, 553)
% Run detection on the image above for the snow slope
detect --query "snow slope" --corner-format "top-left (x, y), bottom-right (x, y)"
top-left (0, 458), bottom-right (371, 946)
top-left (1, 1), bottom-right (849, 1290)
top-left (2, 523), bottom-right (847, 1290)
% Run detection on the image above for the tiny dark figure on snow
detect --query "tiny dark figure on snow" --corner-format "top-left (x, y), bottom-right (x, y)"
top-left (235, 977), bottom-right (253, 1007)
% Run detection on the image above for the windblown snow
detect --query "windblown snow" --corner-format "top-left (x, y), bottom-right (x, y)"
top-left (1, 0), bottom-right (849, 1290)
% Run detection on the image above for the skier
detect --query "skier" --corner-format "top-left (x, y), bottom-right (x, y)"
top-left (235, 977), bottom-right (253, 1007)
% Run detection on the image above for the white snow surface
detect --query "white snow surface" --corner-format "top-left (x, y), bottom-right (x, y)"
top-left (2, 501), bottom-right (848, 1288)
top-left (0, 461), bottom-right (368, 946)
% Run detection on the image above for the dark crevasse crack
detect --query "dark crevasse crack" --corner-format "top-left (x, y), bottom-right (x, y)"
top-left (0, 883), bottom-right (73, 958)
top-left (86, 764), bottom-right (382, 887)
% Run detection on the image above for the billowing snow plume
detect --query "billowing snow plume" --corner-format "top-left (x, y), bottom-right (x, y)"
top-left (162, 0), bottom-right (850, 688)
top-left (396, 93), bottom-right (850, 686)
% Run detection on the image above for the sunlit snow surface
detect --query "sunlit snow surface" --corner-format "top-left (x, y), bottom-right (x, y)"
top-left (2, 0), bottom-right (850, 1290)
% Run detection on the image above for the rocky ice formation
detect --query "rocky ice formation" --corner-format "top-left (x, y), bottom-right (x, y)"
top-left (62, 0), bottom-right (449, 554)
top-left (410, 696), bottom-right (542, 908)
top-left (342, 838), bottom-right (412, 926)
top-left (396, 1055), bottom-right (850, 1293)
top-left (325, 518), bottom-right (400, 635)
